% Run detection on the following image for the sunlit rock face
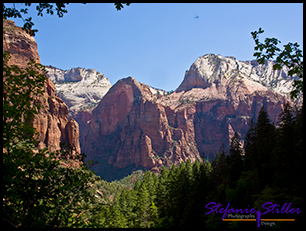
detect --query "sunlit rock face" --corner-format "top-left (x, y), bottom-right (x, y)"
top-left (176, 53), bottom-right (296, 96)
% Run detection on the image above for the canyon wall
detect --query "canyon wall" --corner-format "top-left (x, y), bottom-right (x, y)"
top-left (3, 19), bottom-right (80, 154)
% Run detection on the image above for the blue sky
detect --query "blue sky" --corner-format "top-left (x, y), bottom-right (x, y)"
top-left (8, 3), bottom-right (303, 91)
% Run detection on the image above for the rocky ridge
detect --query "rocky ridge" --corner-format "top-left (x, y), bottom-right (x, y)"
top-left (3, 19), bottom-right (81, 155)
top-left (45, 66), bottom-right (169, 150)
top-left (45, 65), bottom-right (112, 115)
top-left (176, 53), bottom-right (296, 96)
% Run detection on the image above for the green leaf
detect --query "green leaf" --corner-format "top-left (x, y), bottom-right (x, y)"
top-left (273, 63), bottom-right (282, 70)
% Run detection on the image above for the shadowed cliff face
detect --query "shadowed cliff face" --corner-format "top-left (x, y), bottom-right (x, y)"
top-left (82, 77), bottom-right (203, 180)
top-left (3, 19), bottom-right (80, 154)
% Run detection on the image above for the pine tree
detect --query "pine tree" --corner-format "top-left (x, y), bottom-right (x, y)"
top-left (254, 106), bottom-right (276, 188)
top-left (118, 188), bottom-right (136, 227)
top-left (180, 160), bottom-right (209, 228)
top-left (176, 160), bottom-right (193, 227)
top-left (227, 132), bottom-right (244, 188)
top-left (244, 118), bottom-right (257, 171)
top-left (215, 143), bottom-right (229, 186)
top-left (142, 171), bottom-right (156, 202)
top-left (133, 178), bottom-right (141, 191)
top-left (133, 181), bottom-right (152, 228)
top-left (273, 102), bottom-right (297, 188)
top-left (152, 171), bottom-right (159, 191)
top-left (166, 164), bottom-right (181, 227)
top-left (209, 151), bottom-right (227, 205)
top-left (155, 166), bottom-right (170, 221)
top-left (104, 195), bottom-right (128, 228)
top-left (150, 202), bottom-right (159, 227)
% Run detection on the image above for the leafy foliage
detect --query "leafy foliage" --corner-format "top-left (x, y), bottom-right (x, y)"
top-left (3, 51), bottom-right (47, 146)
top-left (114, 3), bottom-right (131, 11)
top-left (3, 3), bottom-right (70, 36)
top-left (3, 51), bottom-right (98, 227)
top-left (3, 3), bottom-right (131, 36)
top-left (251, 28), bottom-right (303, 99)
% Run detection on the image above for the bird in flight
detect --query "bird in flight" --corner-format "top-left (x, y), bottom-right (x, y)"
top-left (194, 15), bottom-right (199, 19)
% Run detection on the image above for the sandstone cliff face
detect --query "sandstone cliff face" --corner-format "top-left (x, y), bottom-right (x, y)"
top-left (3, 20), bottom-right (40, 68)
top-left (73, 110), bottom-right (92, 149)
top-left (3, 19), bottom-right (81, 154)
top-left (159, 54), bottom-right (289, 158)
top-left (82, 77), bottom-right (202, 179)
top-left (82, 54), bottom-right (291, 180)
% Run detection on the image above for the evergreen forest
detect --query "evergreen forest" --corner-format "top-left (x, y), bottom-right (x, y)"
top-left (84, 104), bottom-right (303, 228)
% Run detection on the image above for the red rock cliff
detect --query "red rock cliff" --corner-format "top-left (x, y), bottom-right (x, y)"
top-left (82, 58), bottom-right (289, 180)
top-left (3, 19), bottom-right (80, 154)
top-left (82, 77), bottom-right (202, 179)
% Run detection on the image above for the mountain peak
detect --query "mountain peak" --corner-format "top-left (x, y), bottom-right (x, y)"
top-left (115, 76), bottom-right (140, 87)
top-left (45, 66), bottom-right (112, 114)
top-left (176, 53), bottom-right (295, 96)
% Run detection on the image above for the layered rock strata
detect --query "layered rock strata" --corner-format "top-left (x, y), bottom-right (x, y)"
top-left (176, 53), bottom-right (296, 96)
